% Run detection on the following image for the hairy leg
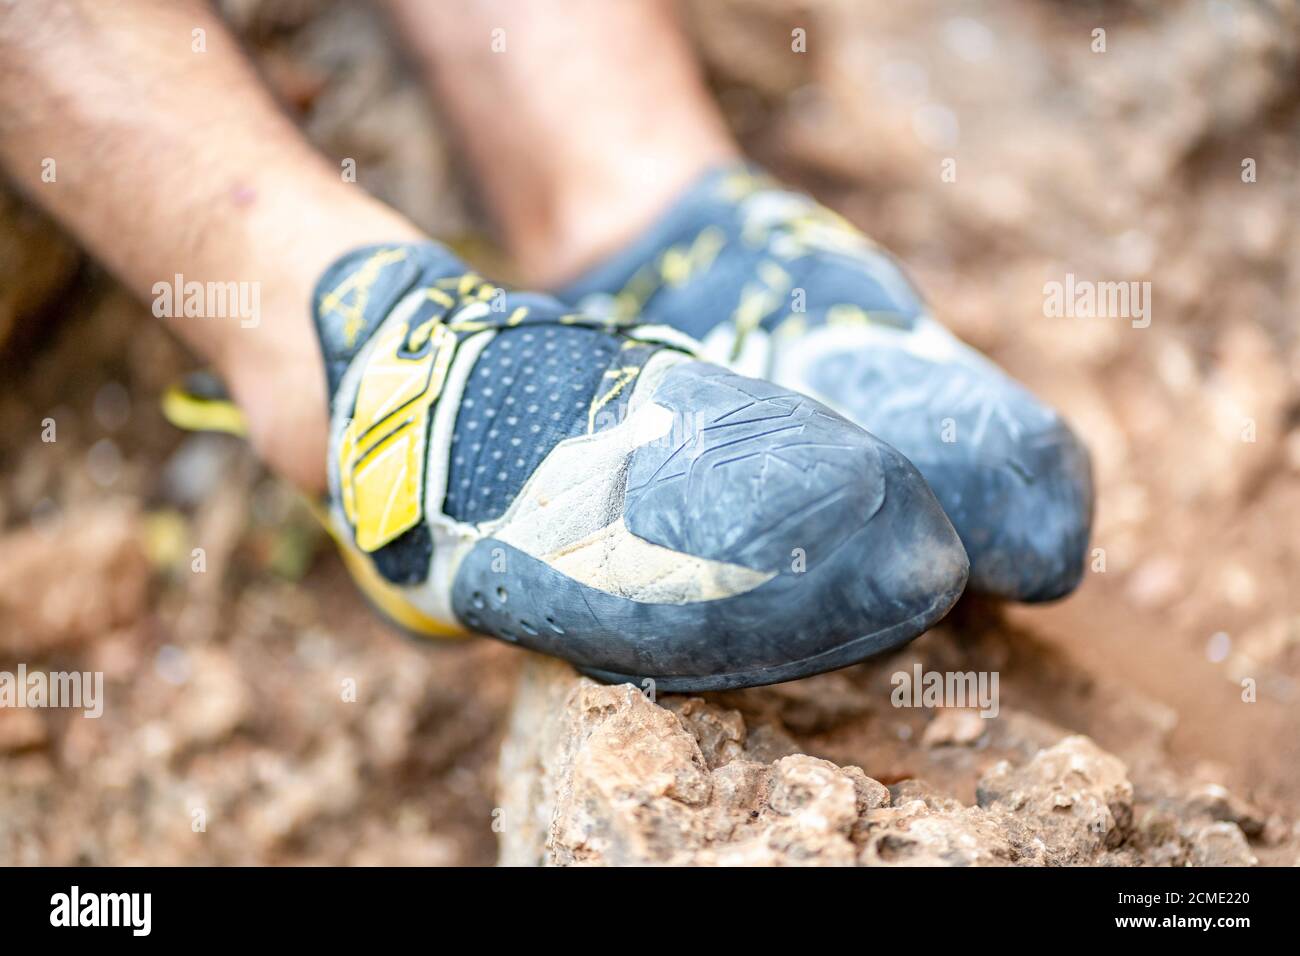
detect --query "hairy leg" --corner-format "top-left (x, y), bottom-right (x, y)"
top-left (0, 0), bottom-right (424, 492)
top-left (381, 0), bottom-right (738, 286)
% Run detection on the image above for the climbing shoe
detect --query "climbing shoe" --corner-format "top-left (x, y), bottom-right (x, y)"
top-left (556, 167), bottom-right (1093, 602)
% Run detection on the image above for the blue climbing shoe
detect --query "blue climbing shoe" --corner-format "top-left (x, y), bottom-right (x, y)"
top-left (557, 167), bottom-right (1093, 602)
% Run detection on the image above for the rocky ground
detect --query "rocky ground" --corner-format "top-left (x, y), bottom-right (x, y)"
top-left (499, 655), bottom-right (1269, 866)
top-left (1, 0), bottom-right (1297, 865)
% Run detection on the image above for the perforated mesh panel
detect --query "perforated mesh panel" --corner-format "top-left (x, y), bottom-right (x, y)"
top-left (443, 325), bottom-right (619, 523)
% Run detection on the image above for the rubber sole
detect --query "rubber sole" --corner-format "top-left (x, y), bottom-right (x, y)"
top-left (573, 584), bottom-right (964, 692)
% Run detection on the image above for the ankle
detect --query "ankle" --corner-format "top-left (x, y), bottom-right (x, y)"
top-left (225, 322), bottom-right (330, 496)
top-left (221, 194), bottom-right (423, 496)
top-left (509, 146), bottom-right (739, 288)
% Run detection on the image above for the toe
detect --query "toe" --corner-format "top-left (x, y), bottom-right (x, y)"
top-left (787, 330), bottom-right (1094, 602)
top-left (451, 362), bottom-right (970, 688)
top-left (622, 361), bottom-right (888, 575)
top-left (932, 418), bottom-right (1094, 602)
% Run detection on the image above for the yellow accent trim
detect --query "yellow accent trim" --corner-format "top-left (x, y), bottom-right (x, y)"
top-left (336, 542), bottom-right (469, 638)
top-left (690, 226), bottom-right (726, 275)
top-left (827, 303), bottom-right (871, 328)
top-left (587, 365), bottom-right (640, 432)
top-left (305, 500), bottom-right (469, 640)
top-left (721, 170), bottom-right (771, 200)
top-left (161, 385), bottom-right (248, 437)
top-left (773, 314), bottom-right (807, 342)
top-left (619, 265), bottom-right (659, 313)
top-left (337, 318), bottom-right (456, 552)
top-left (447, 318), bottom-right (491, 333)
top-left (407, 317), bottom-right (438, 352)
top-left (758, 260), bottom-right (791, 290)
top-left (161, 372), bottom-right (468, 642)
top-left (659, 245), bottom-right (690, 287)
top-left (728, 256), bottom-right (793, 360)
top-left (732, 286), bottom-right (771, 337)
top-left (317, 247), bottom-right (409, 348)
top-left (660, 226), bottom-right (727, 288)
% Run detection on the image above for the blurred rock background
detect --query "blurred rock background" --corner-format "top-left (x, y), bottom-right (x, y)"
top-left (0, 0), bottom-right (1296, 864)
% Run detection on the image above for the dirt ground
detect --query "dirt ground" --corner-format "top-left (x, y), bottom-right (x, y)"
top-left (0, 0), bottom-right (1296, 865)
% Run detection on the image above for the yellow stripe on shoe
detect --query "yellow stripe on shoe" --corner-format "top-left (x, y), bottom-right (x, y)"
top-left (161, 374), bottom-right (469, 641)
top-left (161, 382), bottom-right (248, 437)
top-left (336, 316), bottom-right (457, 553)
top-left (304, 501), bottom-right (471, 640)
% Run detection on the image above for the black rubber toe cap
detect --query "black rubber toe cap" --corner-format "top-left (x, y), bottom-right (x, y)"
top-left (448, 363), bottom-right (970, 690)
top-left (803, 344), bottom-right (1094, 603)
top-left (921, 418), bottom-right (1093, 602)
top-left (622, 361), bottom-right (887, 573)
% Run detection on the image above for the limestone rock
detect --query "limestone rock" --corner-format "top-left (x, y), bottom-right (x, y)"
top-left (497, 657), bottom-right (1265, 867)
top-left (975, 736), bottom-right (1134, 864)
